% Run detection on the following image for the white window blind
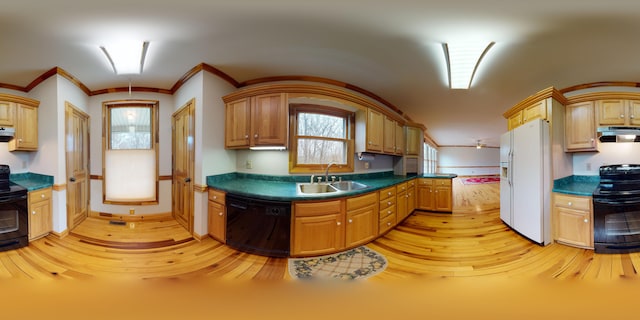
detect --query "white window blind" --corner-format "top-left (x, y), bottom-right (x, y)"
top-left (104, 149), bottom-right (156, 202)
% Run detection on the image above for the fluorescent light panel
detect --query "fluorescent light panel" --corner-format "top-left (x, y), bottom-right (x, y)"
top-left (443, 41), bottom-right (495, 89)
top-left (101, 41), bottom-right (149, 75)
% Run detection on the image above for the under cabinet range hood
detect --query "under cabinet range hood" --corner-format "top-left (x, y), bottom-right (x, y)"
top-left (597, 126), bottom-right (640, 143)
top-left (0, 127), bottom-right (14, 142)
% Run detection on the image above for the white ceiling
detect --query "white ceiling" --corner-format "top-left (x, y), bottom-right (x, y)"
top-left (3, 0), bottom-right (640, 147)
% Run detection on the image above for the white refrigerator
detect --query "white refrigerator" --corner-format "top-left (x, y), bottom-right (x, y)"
top-left (499, 119), bottom-right (551, 245)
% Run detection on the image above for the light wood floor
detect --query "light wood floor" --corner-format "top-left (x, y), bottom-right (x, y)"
top-left (6, 178), bottom-right (638, 318)
top-left (2, 178), bottom-right (639, 281)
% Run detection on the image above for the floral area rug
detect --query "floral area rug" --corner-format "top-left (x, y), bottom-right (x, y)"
top-left (288, 246), bottom-right (387, 281)
top-left (461, 176), bottom-right (500, 185)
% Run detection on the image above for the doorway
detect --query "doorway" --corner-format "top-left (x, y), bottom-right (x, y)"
top-left (172, 99), bottom-right (195, 233)
top-left (65, 102), bottom-right (90, 230)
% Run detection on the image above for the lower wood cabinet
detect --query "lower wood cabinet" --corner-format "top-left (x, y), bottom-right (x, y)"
top-left (28, 187), bottom-right (51, 241)
top-left (552, 192), bottom-right (593, 249)
top-left (417, 178), bottom-right (452, 212)
top-left (207, 189), bottom-right (226, 242)
top-left (292, 199), bottom-right (345, 257)
top-left (345, 192), bottom-right (379, 248)
top-left (378, 186), bottom-right (397, 235)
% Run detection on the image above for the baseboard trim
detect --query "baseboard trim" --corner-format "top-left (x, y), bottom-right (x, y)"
top-left (192, 232), bottom-right (209, 242)
top-left (50, 229), bottom-right (69, 239)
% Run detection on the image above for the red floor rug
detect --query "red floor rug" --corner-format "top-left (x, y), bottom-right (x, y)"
top-left (461, 176), bottom-right (500, 185)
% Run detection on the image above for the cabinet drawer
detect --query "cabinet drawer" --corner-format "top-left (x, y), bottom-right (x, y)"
top-left (294, 199), bottom-right (342, 217)
top-left (379, 204), bottom-right (396, 219)
top-left (346, 192), bottom-right (378, 211)
top-left (29, 188), bottom-right (51, 204)
top-left (379, 212), bottom-right (396, 234)
top-left (407, 179), bottom-right (416, 188)
top-left (208, 189), bottom-right (226, 205)
top-left (433, 179), bottom-right (451, 186)
top-left (554, 194), bottom-right (590, 211)
top-left (396, 182), bottom-right (408, 193)
top-left (379, 186), bottom-right (396, 200)
top-left (379, 196), bottom-right (396, 211)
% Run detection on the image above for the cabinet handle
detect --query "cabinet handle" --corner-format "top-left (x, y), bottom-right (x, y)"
top-left (213, 196), bottom-right (217, 200)
top-left (368, 141), bottom-right (372, 145)
top-left (218, 212), bottom-right (223, 216)
top-left (568, 202), bottom-right (572, 206)
top-left (387, 210), bottom-right (391, 214)
top-left (620, 114), bottom-right (625, 118)
top-left (387, 222), bottom-right (391, 226)
top-left (18, 139), bottom-right (23, 142)
top-left (387, 201), bottom-right (391, 206)
top-left (69, 177), bottom-right (76, 182)
top-left (632, 115), bottom-right (635, 119)
top-left (348, 219), bottom-right (353, 224)
top-left (41, 194), bottom-right (45, 198)
top-left (254, 134), bottom-right (258, 138)
top-left (388, 192), bottom-right (392, 196)
top-left (244, 134), bottom-right (249, 139)
top-left (584, 219), bottom-right (589, 223)
top-left (337, 221), bottom-right (341, 226)
top-left (32, 211), bottom-right (36, 215)
top-left (591, 138), bottom-right (595, 147)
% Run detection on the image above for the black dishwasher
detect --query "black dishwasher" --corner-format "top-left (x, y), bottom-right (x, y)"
top-left (225, 194), bottom-right (291, 257)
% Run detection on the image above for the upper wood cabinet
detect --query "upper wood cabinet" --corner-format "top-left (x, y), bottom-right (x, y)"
top-left (0, 101), bottom-right (15, 126)
top-left (364, 108), bottom-right (384, 152)
top-left (224, 93), bottom-right (288, 149)
top-left (394, 121), bottom-right (404, 155)
top-left (405, 126), bottom-right (422, 156)
top-left (596, 99), bottom-right (640, 126)
top-left (383, 115), bottom-right (396, 154)
top-left (9, 103), bottom-right (38, 151)
top-left (565, 101), bottom-right (597, 152)
top-left (507, 100), bottom-right (548, 130)
top-left (356, 108), bottom-right (405, 156)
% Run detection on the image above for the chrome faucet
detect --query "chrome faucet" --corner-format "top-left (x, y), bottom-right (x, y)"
top-left (325, 161), bottom-right (337, 184)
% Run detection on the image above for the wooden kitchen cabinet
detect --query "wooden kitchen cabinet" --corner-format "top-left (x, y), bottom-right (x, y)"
top-left (552, 193), bottom-right (593, 249)
top-left (417, 178), bottom-right (452, 212)
top-left (224, 93), bottom-right (288, 149)
top-left (292, 199), bottom-right (345, 256)
top-left (207, 189), bottom-right (226, 243)
top-left (507, 111), bottom-right (523, 130)
top-left (9, 103), bottom-right (38, 151)
top-left (383, 115), bottom-right (395, 154)
top-left (364, 108), bottom-right (384, 152)
top-left (507, 100), bottom-right (547, 130)
top-left (28, 187), bottom-right (51, 241)
top-left (596, 99), bottom-right (640, 126)
top-left (396, 179), bottom-right (416, 222)
top-left (378, 185), bottom-right (397, 234)
top-left (345, 192), bottom-right (378, 248)
top-left (565, 101), bottom-right (597, 152)
top-left (394, 121), bottom-right (404, 155)
top-left (0, 101), bottom-right (15, 126)
top-left (405, 126), bottom-right (422, 156)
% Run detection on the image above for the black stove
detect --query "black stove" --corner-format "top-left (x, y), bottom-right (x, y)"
top-left (0, 165), bottom-right (28, 251)
top-left (593, 164), bottom-right (640, 253)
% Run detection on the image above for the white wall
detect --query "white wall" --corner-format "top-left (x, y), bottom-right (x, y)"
top-left (88, 92), bottom-right (174, 216)
top-left (438, 146), bottom-right (500, 176)
top-left (573, 142), bottom-right (640, 175)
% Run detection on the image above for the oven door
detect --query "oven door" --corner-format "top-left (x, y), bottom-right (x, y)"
top-left (0, 193), bottom-right (28, 251)
top-left (594, 197), bottom-right (640, 253)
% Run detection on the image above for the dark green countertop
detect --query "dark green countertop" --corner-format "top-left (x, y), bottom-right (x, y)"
top-left (10, 172), bottom-right (54, 191)
top-left (207, 171), bottom-right (455, 201)
top-left (552, 175), bottom-right (599, 196)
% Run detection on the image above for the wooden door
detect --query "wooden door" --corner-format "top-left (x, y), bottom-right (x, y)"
top-left (172, 100), bottom-right (195, 233)
top-left (65, 103), bottom-right (90, 230)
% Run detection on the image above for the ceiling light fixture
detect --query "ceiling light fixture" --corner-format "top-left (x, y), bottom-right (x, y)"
top-left (100, 41), bottom-right (149, 75)
top-left (442, 41), bottom-right (495, 89)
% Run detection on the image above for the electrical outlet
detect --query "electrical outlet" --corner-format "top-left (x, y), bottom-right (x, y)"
top-left (129, 208), bottom-right (135, 215)
top-left (246, 160), bottom-right (253, 169)
top-left (364, 162), bottom-right (370, 169)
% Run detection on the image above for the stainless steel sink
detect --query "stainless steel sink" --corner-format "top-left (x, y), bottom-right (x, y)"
top-left (330, 180), bottom-right (369, 191)
top-left (297, 183), bottom-right (339, 194)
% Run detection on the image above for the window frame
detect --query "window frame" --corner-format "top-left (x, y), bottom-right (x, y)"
top-left (102, 100), bottom-right (159, 205)
top-left (288, 104), bottom-right (355, 174)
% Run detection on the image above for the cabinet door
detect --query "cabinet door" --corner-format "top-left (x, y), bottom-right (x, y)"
top-left (522, 100), bottom-right (547, 124)
top-left (0, 101), bottom-right (15, 126)
top-left (554, 207), bottom-right (592, 248)
top-left (417, 184), bottom-right (433, 210)
top-left (383, 116), bottom-right (396, 154)
top-left (434, 185), bottom-right (452, 212)
top-left (292, 213), bottom-right (344, 256)
top-left (396, 190), bottom-right (408, 222)
top-left (407, 185), bottom-right (416, 215)
top-left (565, 101), bottom-right (597, 151)
top-left (10, 104), bottom-right (37, 151)
top-left (208, 201), bottom-right (226, 243)
top-left (596, 99), bottom-right (626, 126)
top-left (366, 109), bottom-right (383, 152)
top-left (345, 203), bottom-right (378, 248)
top-left (507, 111), bottom-right (523, 130)
top-left (394, 121), bottom-right (404, 155)
top-left (405, 126), bottom-right (422, 156)
top-left (629, 100), bottom-right (640, 126)
top-left (29, 200), bottom-right (51, 240)
top-left (225, 98), bottom-right (251, 148)
top-left (251, 93), bottom-right (287, 147)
